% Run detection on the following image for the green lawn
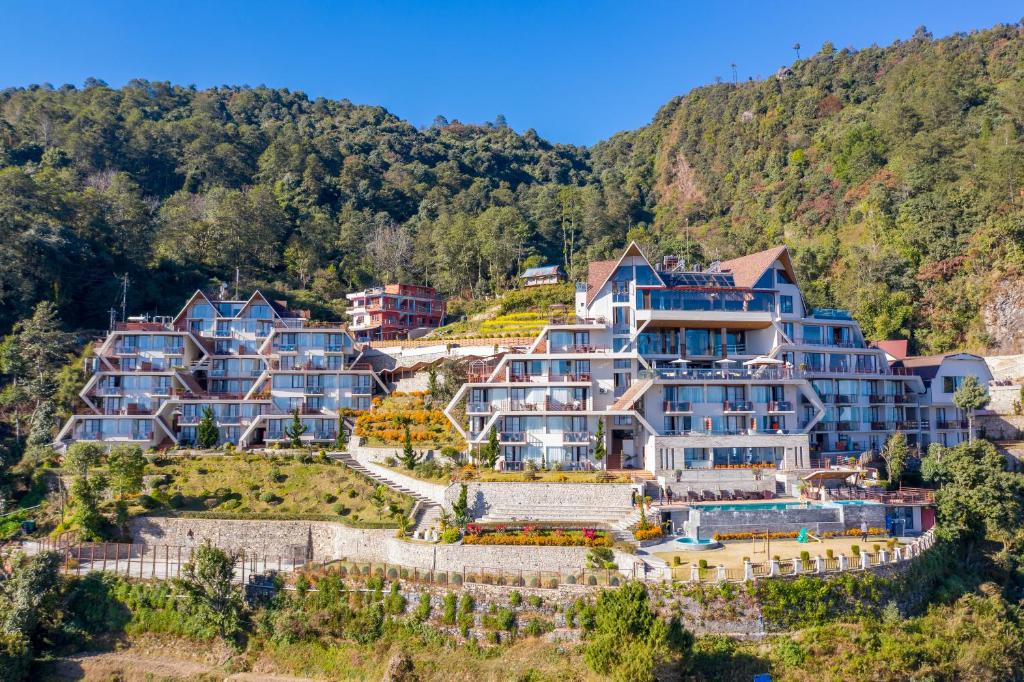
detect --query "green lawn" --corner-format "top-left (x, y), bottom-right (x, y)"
top-left (136, 454), bottom-right (413, 527)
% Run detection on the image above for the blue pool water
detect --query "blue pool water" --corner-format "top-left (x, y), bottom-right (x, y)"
top-left (696, 500), bottom-right (881, 512)
top-left (676, 537), bottom-right (716, 545)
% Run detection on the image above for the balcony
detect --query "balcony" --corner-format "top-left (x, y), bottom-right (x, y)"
top-left (722, 401), bottom-right (754, 412)
top-left (870, 421), bottom-right (894, 431)
top-left (325, 344), bottom-right (344, 353)
top-left (545, 398), bottom-right (590, 411)
top-left (94, 386), bottom-right (123, 397)
top-left (131, 431), bottom-right (153, 441)
top-left (836, 422), bottom-right (857, 432)
top-left (829, 394), bottom-right (857, 404)
top-left (351, 384), bottom-right (373, 395)
top-left (867, 394), bottom-right (893, 403)
top-left (663, 401), bottom-right (692, 413)
top-left (303, 386), bottom-right (325, 395)
top-left (893, 394), bottom-right (914, 404)
top-left (897, 420), bottom-right (929, 430)
top-left (767, 401), bottom-right (793, 412)
top-left (549, 373), bottom-right (592, 382)
top-left (499, 431), bottom-right (526, 443)
top-left (496, 400), bottom-right (544, 412)
top-left (274, 344), bottom-right (298, 353)
top-left (151, 386), bottom-right (172, 397)
top-left (563, 432), bottom-right (592, 443)
top-left (218, 415), bottom-right (242, 426)
top-left (466, 402), bottom-right (492, 414)
top-left (937, 420), bottom-right (969, 430)
top-left (548, 344), bottom-right (600, 354)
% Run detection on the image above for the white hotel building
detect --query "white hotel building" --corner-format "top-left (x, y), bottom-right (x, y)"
top-left (56, 290), bottom-right (385, 450)
top-left (444, 243), bottom-right (946, 487)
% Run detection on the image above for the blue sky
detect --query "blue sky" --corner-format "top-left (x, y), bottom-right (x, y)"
top-left (1, 1), bottom-right (1020, 145)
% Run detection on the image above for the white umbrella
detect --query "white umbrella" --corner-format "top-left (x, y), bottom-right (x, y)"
top-left (715, 358), bottom-right (736, 364)
top-left (743, 356), bottom-right (783, 366)
top-left (670, 358), bottom-right (690, 364)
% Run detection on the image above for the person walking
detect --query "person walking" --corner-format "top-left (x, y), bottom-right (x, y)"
top-left (860, 520), bottom-right (868, 543)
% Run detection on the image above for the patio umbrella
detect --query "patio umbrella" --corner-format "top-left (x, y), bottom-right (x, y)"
top-left (670, 358), bottom-right (690, 364)
top-left (715, 358), bottom-right (736, 364)
top-left (743, 356), bottom-right (783, 366)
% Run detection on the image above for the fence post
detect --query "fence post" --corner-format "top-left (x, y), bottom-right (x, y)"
top-left (768, 559), bottom-right (780, 577)
top-left (743, 559), bottom-right (754, 582)
top-left (716, 565), bottom-right (727, 582)
top-left (793, 557), bottom-right (803, 574)
top-left (102, 543), bottom-right (107, 572)
top-left (815, 555), bottom-right (824, 573)
top-left (689, 564), bottom-right (699, 583)
top-left (177, 546), bottom-right (182, 578)
top-left (152, 545), bottom-right (157, 578)
top-left (860, 552), bottom-right (869, 570)
top-left (838, 554), bottom-right (849, 571)
top-left (879, 549), bottom-right (888, 564)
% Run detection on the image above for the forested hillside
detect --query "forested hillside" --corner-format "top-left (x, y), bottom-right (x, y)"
top-left (593, 23), bottom-right (1024, 353)
top-left (2, 22), bottom-right (1024, 353)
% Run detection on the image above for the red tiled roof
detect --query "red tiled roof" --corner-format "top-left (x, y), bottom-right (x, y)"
top-left (719, 246), bottom-right (793, 288)
top-left (869, 340), bottom-right (909, 361)
top-left (586, 259), bottom-right (618, 305)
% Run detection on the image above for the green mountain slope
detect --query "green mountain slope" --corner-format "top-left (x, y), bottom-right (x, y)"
top-left (1, 23), bottom-right (1023, 353)
top-left (592, 23), bottom-right (1024, 352)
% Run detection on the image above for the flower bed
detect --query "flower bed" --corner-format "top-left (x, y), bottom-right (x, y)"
top-left (462, 523), bottom-right (612, 547)
top-left (633, 527), bottom-right (664, 542)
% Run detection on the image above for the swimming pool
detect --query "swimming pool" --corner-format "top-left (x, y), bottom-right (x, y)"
top-left (695, 500), bottom-right (881, 512)
top-left (694, 502), bottom-right (815, 511)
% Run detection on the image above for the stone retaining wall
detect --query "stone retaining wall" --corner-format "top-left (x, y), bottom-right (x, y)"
top-left (686, 502), bottom-right (887, 540)
top-left (127, 516), bottom-right (622, 574)
top-left (446, 482), bottom-right (634, 519)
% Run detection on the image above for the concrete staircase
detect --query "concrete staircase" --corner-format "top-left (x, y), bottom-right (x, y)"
top-left (331, 452), bottom-right (441, 537)
top-left (608, 507), bottom-right (659, 543)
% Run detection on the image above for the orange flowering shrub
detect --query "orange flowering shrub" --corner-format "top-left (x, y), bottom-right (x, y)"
top-left (634, 527), bottom-right (664, 542)
top-left (462, 527), bottom-right (612, 547)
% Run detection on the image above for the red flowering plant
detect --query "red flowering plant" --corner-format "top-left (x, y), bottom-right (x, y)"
top-left (465, 523), bottom-right (482, 536)
top-left (582, 528), bottom-right (597, 540)
top-left (522, 525), bottom-right (537, 535)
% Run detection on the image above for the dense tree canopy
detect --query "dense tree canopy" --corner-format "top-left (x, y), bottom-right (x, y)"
top-left (2, 23), bottom-right (1023, 352)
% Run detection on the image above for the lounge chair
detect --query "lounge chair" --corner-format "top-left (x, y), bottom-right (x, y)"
top-left (702, 489), bottom-right (719, 501)
top-left (720, 490), bottom-right (734, 501)
top-left (733, 489), bottom-right (748, 500)
top-left (687, 490), bottom-right (700, 503)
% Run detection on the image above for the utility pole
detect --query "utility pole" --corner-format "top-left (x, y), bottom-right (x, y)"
top-left (793, 42), bottom-right (801, 60)
top-left (731, 63), bottom-right (738, 83)
top-left (234, 267), bottom-right (240, 300)
top-left (117, 274), bottom-right (130, 322)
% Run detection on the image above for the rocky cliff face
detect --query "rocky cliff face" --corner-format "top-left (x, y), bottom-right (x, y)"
top-left (982, 278), bottom-right (1024, 354)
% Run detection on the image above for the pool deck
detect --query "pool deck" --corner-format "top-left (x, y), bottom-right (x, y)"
top-left (645, 534), bottom-right (904, 571)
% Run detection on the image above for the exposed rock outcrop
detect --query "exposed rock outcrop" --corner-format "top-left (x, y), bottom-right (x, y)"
top-left (982, 278), bottom-right (1024, 354)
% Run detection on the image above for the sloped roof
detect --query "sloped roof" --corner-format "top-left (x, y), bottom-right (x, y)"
top-left (585, 259), bottom-right (618, 305)
top-left (895, 352), bottom-right (985, 381)
top-left (719, 245), bottom-right (795, 288)
top-left (869, 340), bottom-right (909, 361)
top-left (520, 265), bottom-right (562, 278)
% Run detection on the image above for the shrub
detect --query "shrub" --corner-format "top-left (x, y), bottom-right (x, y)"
top-left (527, 595), bottom-right (543, 608)
top-left (387, 567), bottom-right (398, 580)
top-left (452, 573), bottom-right (463, 585)
top-left (673, 556), bottom-right (682, 566)
top-left (441, 593), bottom-right (457, 625)
top-left (851, 544), bottom-right (860, 556)
top-left (547, 578), bottom-right (559, 589)
top-left (587, 575), bottom-right (598, 586)
top-left (634, 527), bottom-right (664, 542)
top-left (522, 617), bottom-right (553, 638)
top-left (168, 493), bottom-right (185, 508)
top-left (439, 527), bottom-right (460, 544)
top-left (800, 550), bottom-right (810, 562)
top-left (137, 494), bottom-right (159, 510)
top-left (698, 559), bottom-right (708, 570)
top-left (826, 549), bottom-right (835, 560)
top-left (332, 503), bottom-right (350, 516)
top-left (509, 590), bottom-right (522, 607)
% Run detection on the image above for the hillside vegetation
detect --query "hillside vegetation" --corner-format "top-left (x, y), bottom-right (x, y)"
top-left (592, 23), bottom-right (1024, 352)
top-left (2, 24), bottom-right (1023, 352)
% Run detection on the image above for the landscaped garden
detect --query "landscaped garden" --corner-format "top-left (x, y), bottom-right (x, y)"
top-left (354, 392), bottom-right (463, 449)
top-left (134, 453), bottom-right (413, 527)
top-left (462, 523), bottom-right (613, 547)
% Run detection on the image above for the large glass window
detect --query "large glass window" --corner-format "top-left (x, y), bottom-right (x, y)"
top-left (780, 295), bottom-right (793, 314)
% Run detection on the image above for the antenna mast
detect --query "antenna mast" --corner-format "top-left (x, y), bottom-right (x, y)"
top-left (116, 273), bottom-right (130, 322)
top-left (235, 266), bottom-right (240, 300)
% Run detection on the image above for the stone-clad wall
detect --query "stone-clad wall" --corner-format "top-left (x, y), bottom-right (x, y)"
top-left (127, 516), bottom-right (622, 573)
top-left (445, 482), bottom-right (635, 518)
top-left (687, 502), bottom-right (888, 540)
top-left (128, 517), bottom-right (392, 562)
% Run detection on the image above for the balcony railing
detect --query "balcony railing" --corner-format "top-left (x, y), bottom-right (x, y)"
top-left (303, 386), bottom-right (325, 395)
top-left (937, 420), bottom-right (969, 430)
top-left (870, 421), bottom-right (894, 431)
top-left (897, 420), bottom-right (929, 430)
top-left (836, 422), bottom-right (856, 432)
top-left (499, 431), bottom-right (526, 443)
top-left (767, 401), bottom-right (793, 412)
top-left (545, 398), bottom-right (590, 411)
top-left (549, 373), bottom-right (592, 382)
top-left (867, 394), bottom-right (892, 403)
top-left (640, 367), bottom-right (799, 381)
top-left (466, 402), bottom-right (492, 414)
top-left (663, 401), bottom-right (692, 413)
top-left (563, 432), bottom-right (592, 443)
top-left (722, 401), bottom-right (754, 412)
top-left (828, 394), bottom-right (857, 404)
top-left (893, 394), bottom-right (914, 404)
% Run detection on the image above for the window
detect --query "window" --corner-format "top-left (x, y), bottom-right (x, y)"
top-left (942, 376), bottom-right (965, 393)
top-left (780, 295), bottom-right (794, 314)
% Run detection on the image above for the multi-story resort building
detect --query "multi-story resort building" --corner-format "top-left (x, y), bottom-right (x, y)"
top-left (345, 284), bottom-right (446, 342)
top-left (896, 352), bottom-right (993, 448)
top-left (444, 242), bottom-right (948, 492)
top-left (55, 291), bottom-right (384, 450)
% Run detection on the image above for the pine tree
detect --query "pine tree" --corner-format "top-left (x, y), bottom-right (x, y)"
top-left (401, 423), bottom-right (420, 469)
top-left (481, 425), bottom-right (499, 469)
top-left (196, 407), bottom-right (219, 449)
top-left (334, 415), bottom-right (348, 450)
top-left (593, 419), bottom-right (606, 465)
top-left (953, 376), bottom-right (990, 442)
top-left (284, 409), bottom-right (307, 448)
